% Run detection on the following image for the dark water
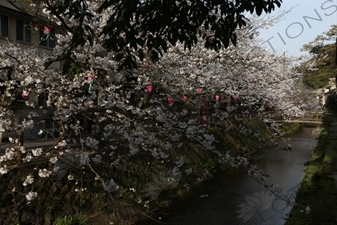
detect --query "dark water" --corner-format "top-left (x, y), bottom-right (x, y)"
top-left (138, 126), bottom-right (319, 225)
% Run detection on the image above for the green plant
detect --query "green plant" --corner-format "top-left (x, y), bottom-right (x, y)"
top-left (202, 158), bottom-right (216, 172)
top-left (47, 205), bottom-right (54, 213)
top-left (55, 214), bottom-right (88, 225)
top-left (117, 188), bottom-right (135, 202)
top-left (47, 196), bottom-right (61, 213)
top-left (286, 117), bottom-right (337, 225)
top-left (10, 217), bottom-right (20, 225)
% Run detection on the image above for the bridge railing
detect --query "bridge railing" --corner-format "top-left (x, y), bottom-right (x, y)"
top-left (268, 110), bottom-right (325, 121)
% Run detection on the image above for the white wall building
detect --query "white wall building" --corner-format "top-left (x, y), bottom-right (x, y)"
top-left (0, 1), bottom-right (62, 141)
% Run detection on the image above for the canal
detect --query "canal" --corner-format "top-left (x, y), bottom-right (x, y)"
top-left (137, 125), bottom-right (319, 225)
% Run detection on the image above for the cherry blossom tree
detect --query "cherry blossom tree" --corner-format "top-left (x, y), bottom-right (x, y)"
top-left (17, 0), bottom-right (283, 69)
top-left (0, 1), bottom-right (306, 224)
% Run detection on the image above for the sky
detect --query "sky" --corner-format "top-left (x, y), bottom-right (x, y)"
top-left (257, 0), bottom-right (337, 58)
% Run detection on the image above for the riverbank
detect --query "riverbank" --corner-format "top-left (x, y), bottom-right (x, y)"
top-left (135, 123), bottom-right (318, 225)
top-left (0, 117), bottom-right (305, 225)
top-left (286, 111), bottom-right (337, 225)
top-left (0, 118), bottom-right (275, 225)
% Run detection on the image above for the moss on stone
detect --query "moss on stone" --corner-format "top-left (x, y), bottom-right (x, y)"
top-left (286, 112), bottom-right (337, 225)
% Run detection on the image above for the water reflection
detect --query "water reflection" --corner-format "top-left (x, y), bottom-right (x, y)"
top-left (138, 126), bottom-right (319, 225)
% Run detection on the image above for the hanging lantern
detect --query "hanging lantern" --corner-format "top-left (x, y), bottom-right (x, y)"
top-left (145, 84), bottom-right (153, 93)
top-left (43, 26), bottom-right (52, 40)
top-left (233, 96), bottom-right (238, 101)
top-left (167, 96), bottom-right (174, 104)
top-left (197, 87), bottom-right (203, 93)
top-left (88, 73), bottom-right (96, 91)
top-left (215, 94), bottom-right (220, 101)
top-left (183, 94), bottom-right (189, 101)
top-left (88, 73), bottom-right (96, 81)
top-left (22, 91), bottom-right (30, 101)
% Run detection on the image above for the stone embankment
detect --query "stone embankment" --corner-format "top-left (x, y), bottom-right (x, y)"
top-left (286, 111), bottom-right (337, 225)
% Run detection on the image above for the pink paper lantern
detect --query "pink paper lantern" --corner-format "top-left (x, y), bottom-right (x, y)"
top-left (43, 26), bottom-right (52, 41)
top-left (22, 91), bottom-right (30, 101)
top-left (197, 87), bottom-right (203, 93)
top-left (44, 26), bottom-right (52, 34)
top-left (183, 94), bottom-right (189, 101)
top-left (167, 96), bottom-right (174, 104)
top-left (215, 94), bottom-right (220, 101)
top-left (88, 74), bottom-right (96, 91)
top-left (146, 84), bottom-right (153, 93)
top-left (88, 73), bottom-right (96, 81)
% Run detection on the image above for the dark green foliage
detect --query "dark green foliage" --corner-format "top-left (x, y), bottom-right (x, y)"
top-left (308, 44), bottom-right (323, 56)
top-left (325, 94), bottom-right (337, 110)
top-left (47, 0), bottom-right (282, 70)
top-left (296, 43), bottom-right (337, 89)
top-left (62, 60), bottom-right (85, 80)
top-left (55, 214), bottom-right (88, 225)
top-left (297, 25), bottom-right (337, 89)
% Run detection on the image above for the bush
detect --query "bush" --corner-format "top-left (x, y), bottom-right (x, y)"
top-left (55, 214), bottom-right (88, 225)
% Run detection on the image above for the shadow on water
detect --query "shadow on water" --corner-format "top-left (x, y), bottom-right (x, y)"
top-left (137, 126), bottom-right (319, 225)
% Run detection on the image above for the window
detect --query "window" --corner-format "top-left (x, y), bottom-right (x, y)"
top-left (0, 15), bottom-right (9, 38)
top-left (38, 92), bottom-right (48, 107)
top-left (16, 19), bottom-right (31, 43)
top-left (40, 26), bottom-right (56, 48)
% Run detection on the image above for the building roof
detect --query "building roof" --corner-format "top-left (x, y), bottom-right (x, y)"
top-left (0, 1), bottom-right (33, 20)
top-left (0, 1), bottom-right (18, 11)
